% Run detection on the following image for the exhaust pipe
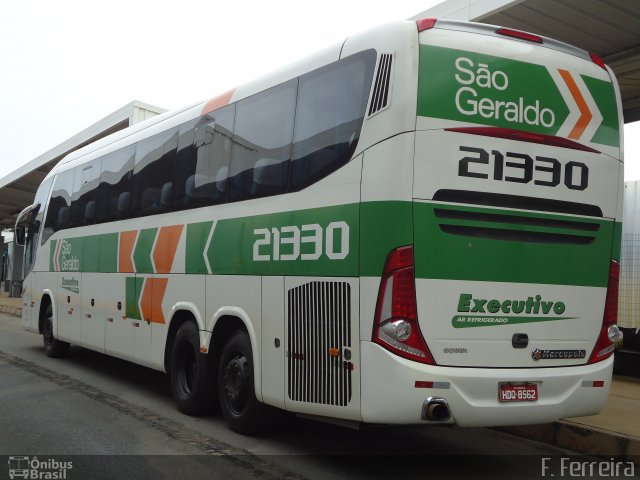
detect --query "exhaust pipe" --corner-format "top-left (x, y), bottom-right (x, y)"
top-left (422, 397), bottom-right (451, 422)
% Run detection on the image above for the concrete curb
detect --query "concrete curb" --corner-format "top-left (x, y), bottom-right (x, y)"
top-left (500, 422), bottom-right (640, 465)
top-left (0, 305), bottom-right (21, 317)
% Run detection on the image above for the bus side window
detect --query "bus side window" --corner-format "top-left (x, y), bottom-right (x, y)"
top-left (30, 177), bottom-right (53, 248)
top-left (70, 160), bottom-right (100, 227)
top-left (131, 129), bottom-right (178, 217)
top-left (174, 106), bottom-right (235, 210)
top-left (290, 49), bottom-right (376, 191)
top-left (95, 147), bottom-right (134, 223)
top-left (43, 169), bottom-right (74, 241)
top-left (228, 79), bottom-right (297, 202)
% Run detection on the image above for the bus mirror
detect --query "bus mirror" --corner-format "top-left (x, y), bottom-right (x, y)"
top-left (15, 225), bottom-right (26, 246)
top-left (195, 123), bottom-right (215, 147)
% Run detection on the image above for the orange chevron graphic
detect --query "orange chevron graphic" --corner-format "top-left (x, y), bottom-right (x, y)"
top-left (153, 225), bottom-right (184, 274)
top-left (119, 230), bottom-right (138, 273)
top-left (558, 69), bottom-right (592, 140)
top-left (201, 88), bottom-right (235, 115)
top-left (140, 277), bottom-right (168, 324)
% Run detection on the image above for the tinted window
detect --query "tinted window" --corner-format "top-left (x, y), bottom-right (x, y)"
top-left (174, 118), bottom-right (198, 210)
top-left (228, 80), bottom-right (296, 201)
top-left (70, 160), bottom-right (100, 227)
top-left (35, 177), bottom-right (54, 245)
top-left (43, 169), bottom-right (74, 236)
top-left (175, 106), bottom-right (235, 210)
top-left (291, 50), bottom-right (376, 190)
top-left (96, 146), bottom-right (135, 222)
top-left (132, 129), bottom-right (178, 216)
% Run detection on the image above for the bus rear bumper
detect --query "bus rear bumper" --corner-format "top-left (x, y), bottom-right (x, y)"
top-left (360, 341), bottom-right (613, 427)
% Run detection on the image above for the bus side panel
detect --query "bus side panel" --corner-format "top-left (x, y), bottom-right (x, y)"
top-left (81, 272), bottom-right (107, 353)
top-left (261, 276), bottom-right (286, 409)
top-left (105, 274), bottom-right (134, 361)
top-left (56, 272), bottom-right (81, 344)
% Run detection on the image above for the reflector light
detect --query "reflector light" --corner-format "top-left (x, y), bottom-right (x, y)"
top-left (415, 381), bottom-right (450, 389)
top-left (496, 27), bottom-right (543, 44)
top-left (581, 380), bottom-right (605, 388)
top-left (417, 18), bottom-right (437, 32)
top-left (415, 381), bottom-right (434, 388)
top-left (590, 52), bottom-right (607, 70)
top-left (589, 260), bottom-right (620, 364)
top-left (445, 126), bottom-right (599, 153)
top-left (372, 246), bottom-right (435, 364)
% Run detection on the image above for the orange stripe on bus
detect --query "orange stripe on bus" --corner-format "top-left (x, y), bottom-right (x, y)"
top-left (119, 230), bottom-right (138, 273)
top-left (558, 69), bottom-right (592, 140)
top-left (201, 88), bottom-right (235, 115)
top-left (139, 277), bottom-right (168, 324)
top-left (153, 225), bottom-right (184, 274)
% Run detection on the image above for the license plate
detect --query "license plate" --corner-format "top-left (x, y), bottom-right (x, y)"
top-left (498, 383), bottom-right (538, 402)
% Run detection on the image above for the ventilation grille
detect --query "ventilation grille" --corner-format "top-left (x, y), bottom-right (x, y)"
top-left (434, 207), bottom-right (600, 245)
top-left (433, 189), bottom-right (603, 217)
top-left (368, 53), bottom-right (393, 117)
top-left (287, 281), bottom-right (352, 406)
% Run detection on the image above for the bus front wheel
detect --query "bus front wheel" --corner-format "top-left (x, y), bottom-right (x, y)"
top-left (218, 330), bottom-right (272, 434)
top-left (169, 321), bottom-right (216, 415)
top-left (42, 303), bottom-right (69, 358)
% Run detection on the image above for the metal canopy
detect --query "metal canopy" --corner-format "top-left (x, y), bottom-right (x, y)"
top-left (414, 0), bottom-right (640, 122)
top-left (0, 101), bottom-right (165, 228)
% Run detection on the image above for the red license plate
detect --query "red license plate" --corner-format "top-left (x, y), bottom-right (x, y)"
top-left (498, 383), bottom-right (538, 402)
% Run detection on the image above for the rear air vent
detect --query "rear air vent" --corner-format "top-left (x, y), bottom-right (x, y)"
top-left (368, 53), bottom-right (393, 117)
top-left (287, 281), bottom-right (352, 406)
top-left (433, 190), bottom-right (603, 218)
top-left (434, 208), bottom-right (600, 245)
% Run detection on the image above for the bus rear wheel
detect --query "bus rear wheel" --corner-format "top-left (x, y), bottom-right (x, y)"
top-left (169, 321), bottom-right (216, 415)
top-left (218, 330), bottom-right (272, 434)
top-left (42, 303), bottom-right (69, 358)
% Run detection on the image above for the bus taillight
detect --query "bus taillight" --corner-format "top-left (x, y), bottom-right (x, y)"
top-left (416, 18), bottom-right (437, 32)
top-left (372, 246), bottom-right (435, 364)
top-left (590, 52), bottom-right (607, 70)
top-left (589, 260), bottom-right (622, 363)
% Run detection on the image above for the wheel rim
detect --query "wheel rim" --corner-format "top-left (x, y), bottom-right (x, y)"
top-left (222, 352), bottom-right (250, 415)
top-left (177, 343), bottom-right (197, 396)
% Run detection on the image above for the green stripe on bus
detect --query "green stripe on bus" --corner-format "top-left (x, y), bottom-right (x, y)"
top-left (413, 202), bottom-right (615, 287)
top-left (50, 234), bottom-right (118, 272)
top-left (359, 201), bottom-right (413, 277)
top-left (133, 228), bottom-right (158, 273)
top-left (186, 221), bottom-right (213, 274)
top-left (125, 276), bottom-right (142, 320)
top-left (208, 204), bottom-right (359, 276)
top-left (82, 233), bottom-right (118, 272)
top-left (582, 75), bottom-right (620, 148)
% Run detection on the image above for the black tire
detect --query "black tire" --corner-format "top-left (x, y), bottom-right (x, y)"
top-left (218, 330), bottom-right (273, 434)
top-left (169, 321), bottom-right (216, 415)
top-left (42, 303), bottom-right (69, 358)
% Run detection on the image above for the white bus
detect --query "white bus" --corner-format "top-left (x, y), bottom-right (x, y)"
top-left (16, 18), bottom-right (623, 433)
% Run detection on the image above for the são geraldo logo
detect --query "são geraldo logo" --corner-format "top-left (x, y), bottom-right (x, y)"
top-left (53, 239), bottom-right (79, 272)
top-left (453, 56), bottom-right (556, 128)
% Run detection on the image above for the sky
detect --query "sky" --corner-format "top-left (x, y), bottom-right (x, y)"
top-left (1, 0), bottom-right (639, 182)
top-left (0, 0), bottom-right (436, 180)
